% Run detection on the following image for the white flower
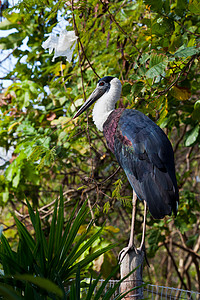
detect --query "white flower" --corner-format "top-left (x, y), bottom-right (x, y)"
top-left (42, 30), bottom-right (78, 62)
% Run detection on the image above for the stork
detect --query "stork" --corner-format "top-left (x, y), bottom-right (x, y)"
top-left (73, 76), bottom-right (179, 261)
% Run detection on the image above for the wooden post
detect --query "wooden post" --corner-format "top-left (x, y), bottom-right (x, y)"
top-left (120, 249), bottom-right (144, 299)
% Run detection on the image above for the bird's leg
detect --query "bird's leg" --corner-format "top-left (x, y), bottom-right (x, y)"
top-left (137, 201), bottom-right (150, 266)
top-left (118, 191), bottom-right (138, 262)
top-left (138, 200), bottom-right (147, 251)
top-left (127, 191), bottom-right (137, 250)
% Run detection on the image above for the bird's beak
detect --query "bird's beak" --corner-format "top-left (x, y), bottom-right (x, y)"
top-left (73, 86), bottom-right (106, 119)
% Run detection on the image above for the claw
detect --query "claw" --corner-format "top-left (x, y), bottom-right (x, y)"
top-left (118, 244), bottom-right (138, 263)
top-left (137, 243), bottom-right (150, 267)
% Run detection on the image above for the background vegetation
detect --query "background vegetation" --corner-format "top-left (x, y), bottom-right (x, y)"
top-left (0, 0), bottom-right (200, 293)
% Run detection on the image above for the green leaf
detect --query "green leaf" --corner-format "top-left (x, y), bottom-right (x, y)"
top-left (68, 243), bottom-right (115, 279)
top-left (146, 54), bottom-right (168, 78)
top-left (14, 216), bottom-right (36, 251)
top-left (1, 234), bottom-right (14, 260)
top-left (0, 32), bottom-right (25, 50)
top-left (47, 198), bottom-right (58, 264)
top-left (68, 226), bottom-right (103, 265)
top-left (152, 17), bottom-right (174, 36)
top-left (157, 97), bottom-right (168, 126)
top-left (54, 187), bottom-right (64, 254)
top-left (122, 83), bottom-right (132, 96)
top-left (192, 100), bottom-right (200, 120)
top-left (14, 275), bottom-right (63, 298)
top-left (34, 210), bottom-right (47, 273)
top-left (0, 284), bottom-right (22, 300)
top-left (57, 203), bottom-right (91, 273)
top-left (170, 86), bottom-right (191, 101)
top-left (189, 0), bottom-right (200, 14)
top-left (75, 265), bottom-right (80, 300)
top-left (2, 190), bottom-right (9, 203)
top-left (185, 125), bottom-right (200, 146)
top-left (6, 163), bottom-right (15, 182)
top-left (93, 266), bottom-right (119, 300)
top-left (174, 46), bottom-right (199, 58)
top-left (50, 202), bottom-right (79, 271)
top-left (26, 199), bottom-right (36, 228)
top-left (131, 81), bottom-right (144, 97)
top-left (103, 201), bottom-right (110, 213)
top-left (0, 19), bottom-right (15, 30)
top-left (175, 0), bottom-right (188, 17)
top-left (143, 0), bottom-right (163, 12)
top-left (0, 252), bottom-right (25, 275)
top-left (139, 53), bottom-right (150, 64)
top-left (12, 168), bottom-right (21, 188)
top-left (85, 275), bottom-right (102, 300)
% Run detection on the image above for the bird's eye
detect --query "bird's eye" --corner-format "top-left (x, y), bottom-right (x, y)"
top-left (99, 81), bottom-right (105, 86)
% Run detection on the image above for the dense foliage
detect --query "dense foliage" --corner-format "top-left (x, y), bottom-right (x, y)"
top-left (0, 0), bottom-right (200, 292)
top-left (0, 191), bottom-right (137, 299)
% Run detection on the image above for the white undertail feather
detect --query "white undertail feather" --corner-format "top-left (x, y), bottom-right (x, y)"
top-left (92, 78), bottom-right (122, 131)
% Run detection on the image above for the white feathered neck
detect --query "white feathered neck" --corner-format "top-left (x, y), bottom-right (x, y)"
top-left (92, 78), bottom-right (122, 132)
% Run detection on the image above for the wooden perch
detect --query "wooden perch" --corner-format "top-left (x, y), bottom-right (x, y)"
top-left (120, 248), bottom-right (144, 299)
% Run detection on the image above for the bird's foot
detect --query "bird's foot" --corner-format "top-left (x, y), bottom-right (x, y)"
top-left (137, 242), bottom-right (144, 253)
top-left (118, 244), bottom-right (139, 263)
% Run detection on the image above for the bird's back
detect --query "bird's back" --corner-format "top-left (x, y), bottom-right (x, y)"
top-left (103, 109), bottom-right (179, 219)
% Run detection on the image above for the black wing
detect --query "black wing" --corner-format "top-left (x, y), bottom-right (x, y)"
top-left (114, 109), bottom-right (179, 219)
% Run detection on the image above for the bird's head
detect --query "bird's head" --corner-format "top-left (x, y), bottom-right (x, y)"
top-left (73, 76), bottom-right (121, 119)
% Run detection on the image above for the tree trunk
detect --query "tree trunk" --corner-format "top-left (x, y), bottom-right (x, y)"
top-left (120, 249), bottom-right (144, 299)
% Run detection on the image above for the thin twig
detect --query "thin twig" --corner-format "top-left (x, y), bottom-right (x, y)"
top-left (186, 147), bottom-right (194, 171)
top-left (86, 193), bottom-right (96, 226)
top-left (100, 166), bottom-right (121, 184)
top-left (99, 0), bottom-right (141, 54)
top-left (71, 1), bottom-right (100, 78)
top-left (71, 0), bottom-right (86, 100)
top-left (164, 242), bottom-right (188, 290)
top-left (0, 47), bottom-right (17, 64)
top-left (173, 125), bottom-right (187, 154)
top-left (164, 241), bottom-right (200, 260)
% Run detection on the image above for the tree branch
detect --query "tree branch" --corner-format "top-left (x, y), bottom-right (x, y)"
top-left (164, 242), bottom-right (188, 290)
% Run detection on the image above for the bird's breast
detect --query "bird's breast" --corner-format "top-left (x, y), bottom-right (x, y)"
top-left (103, 108), bottom-right (125, 153)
